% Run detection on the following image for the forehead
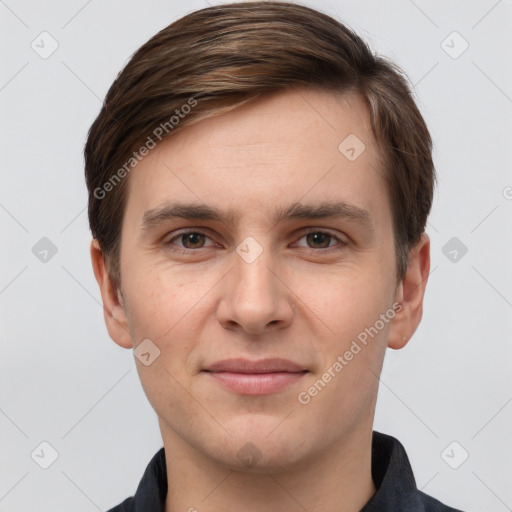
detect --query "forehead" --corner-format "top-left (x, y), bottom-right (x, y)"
top-left (123, 88), bottom-right (389, 230)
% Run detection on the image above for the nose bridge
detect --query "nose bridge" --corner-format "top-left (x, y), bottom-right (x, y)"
top-left (217, 235), bottom-right (294, 333)
top-left (233, 236), bottom-right (279, 305)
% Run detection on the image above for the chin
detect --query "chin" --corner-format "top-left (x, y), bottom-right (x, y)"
top-left (220, 447), bottom-right (307, 475)
top-left (208, 428), bottom-right (312, 474)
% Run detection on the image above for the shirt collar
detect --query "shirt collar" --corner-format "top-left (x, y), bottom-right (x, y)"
top-left (361, 430), bottom-right (419, 510)
top-left (129, 445), bottom-right (167, 512)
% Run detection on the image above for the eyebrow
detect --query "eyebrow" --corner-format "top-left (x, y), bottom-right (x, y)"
top-left (140, 200), bottom-right (374, 234)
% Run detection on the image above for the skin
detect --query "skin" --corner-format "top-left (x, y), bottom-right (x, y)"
top-left (91, 87), bottom-right (430, 512)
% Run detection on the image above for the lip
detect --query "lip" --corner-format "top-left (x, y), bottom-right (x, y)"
top-left (202, 358), bottom-right (308, 395)
top-left (203, 358), bottom-right (306, 373)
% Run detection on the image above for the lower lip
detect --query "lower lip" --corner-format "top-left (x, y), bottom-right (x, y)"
top-left (204, 371), bottom-right (307, 395)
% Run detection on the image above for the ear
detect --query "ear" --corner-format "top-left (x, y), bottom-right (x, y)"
top-left (387, 233), bottom-right (430, 350)
top-left (90, 239), bottom-right (133, 349)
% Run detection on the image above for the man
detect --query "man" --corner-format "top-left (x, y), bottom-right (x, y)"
top-left (85, 2), bottom-right (465, 511)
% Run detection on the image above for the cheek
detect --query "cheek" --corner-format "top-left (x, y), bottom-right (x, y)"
top-left (122, 265), bottom-right (192, 346)
top-left (124, 272), bottom-right (203, 412)
top-left (296, 266), bottom-right (391, 340)
top-left (121, 264), bottom-right (222, 381)
top-left (293, 266), bottom-right (393, 409)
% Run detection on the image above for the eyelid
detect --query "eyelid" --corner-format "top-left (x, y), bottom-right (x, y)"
top-left (165, 227), bottom-right (348, 252)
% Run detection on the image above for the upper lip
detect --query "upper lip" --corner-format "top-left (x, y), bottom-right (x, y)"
top-left (203, 358), bottom-right (307, 374)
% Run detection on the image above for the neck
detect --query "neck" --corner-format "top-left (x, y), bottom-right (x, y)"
top-left (162, 423), bottom-right (376, 512)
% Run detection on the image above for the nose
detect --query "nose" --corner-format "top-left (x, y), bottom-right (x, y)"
top-left (216, 243), bottom-right (295, 336)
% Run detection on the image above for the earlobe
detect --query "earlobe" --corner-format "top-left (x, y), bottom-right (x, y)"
top-left (387, 233), bottom-right (431, 350)
top-left (90, 239), bottom-right (133, 349)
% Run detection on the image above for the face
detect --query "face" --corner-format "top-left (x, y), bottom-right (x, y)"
top-left (92, 88), bottom-right (428, 473)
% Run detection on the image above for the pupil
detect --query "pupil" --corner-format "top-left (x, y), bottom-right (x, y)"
top-left (308, 233), bottom-right (329, 248)
top-left (184, 233), bottom-right (203, 248)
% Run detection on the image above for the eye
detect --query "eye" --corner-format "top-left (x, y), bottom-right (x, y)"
top-left (293, 229), bottom-right (347, 251)
top-left (166, 231), bottom-right (215, 251)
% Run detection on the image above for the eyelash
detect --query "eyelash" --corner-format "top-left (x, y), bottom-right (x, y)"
top-left (164, 228), bottom-right (348, 255)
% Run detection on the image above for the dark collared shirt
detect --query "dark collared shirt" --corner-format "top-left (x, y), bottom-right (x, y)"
top-left (105, 431), bottom-right (465, 512)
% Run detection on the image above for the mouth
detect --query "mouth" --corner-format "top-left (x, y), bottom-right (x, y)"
top-left (202, 358), bottom-right (309, 395)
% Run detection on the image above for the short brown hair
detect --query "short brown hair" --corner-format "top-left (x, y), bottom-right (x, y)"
top-left (84, 1), bottom-right (435, 289)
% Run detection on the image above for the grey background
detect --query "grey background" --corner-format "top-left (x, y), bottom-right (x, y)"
top-left (1, 0), bottom-right (511, 511)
